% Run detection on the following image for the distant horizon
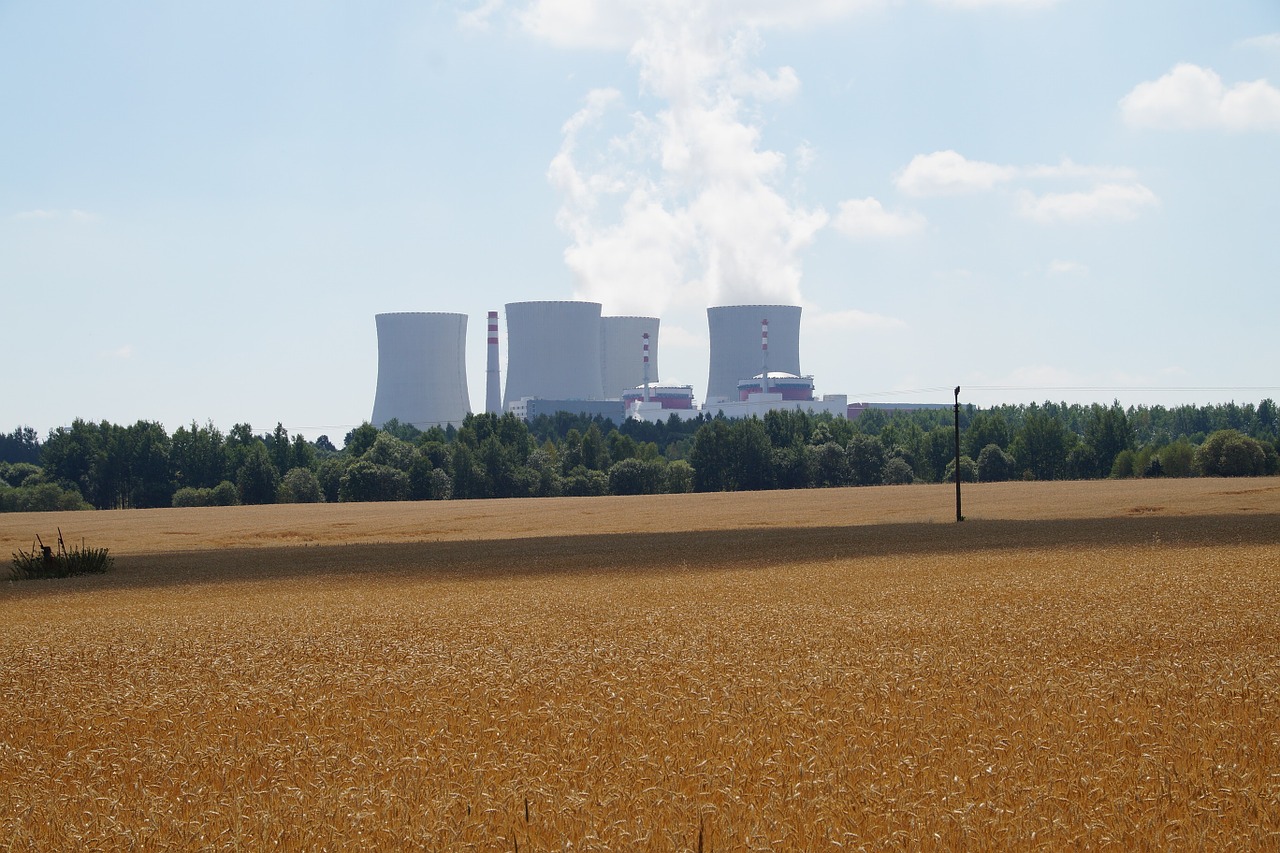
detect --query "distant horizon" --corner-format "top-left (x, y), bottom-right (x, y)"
top-left (9, 388), bottom-right (1280, 448)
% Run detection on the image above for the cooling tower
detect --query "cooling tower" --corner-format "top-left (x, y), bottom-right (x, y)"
top-left (705, 304), bottom-right (802, 405)
top-left (502, 301), bottom-right (604, 409)
top-left (371, 312), bottom-right (471, 429)
top-left (600, 316), bottom-right (660, 400)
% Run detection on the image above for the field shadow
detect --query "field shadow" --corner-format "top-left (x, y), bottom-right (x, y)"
top-left (26, 510), bottom-right (1277, 595)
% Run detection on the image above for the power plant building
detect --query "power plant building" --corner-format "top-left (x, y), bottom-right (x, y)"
top-left (503, 301), bottom-right (605, 410)
top-left (736, 372), bottom-right (816, 401)
top-left (705, 304), bottom-right (802, 405)
top-left (370, 312), bottom-right (471, 429)
top-left (600, 316), bottom-right (660, 400)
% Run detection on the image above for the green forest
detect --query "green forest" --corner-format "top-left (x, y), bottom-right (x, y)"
top-left (1, 399), bottom-right (1277, 512)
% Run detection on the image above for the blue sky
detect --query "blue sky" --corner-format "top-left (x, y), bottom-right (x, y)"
top-left (3, 0), bottom-right (1278, 441)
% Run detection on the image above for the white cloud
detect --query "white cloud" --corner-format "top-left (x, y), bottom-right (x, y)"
top-left (1018, 182), bottom-right (1158, 223)
top-left (1120, 63), bottom-right (1280, 132)
top-left (1237, 33), bottom-right (1280, 52)
top-left (897, 152), bottom-right (1139, 197)
top-left (895, 150), bottom-right (1017, 196)
top-left (1047, 259), bottom-right (1089, 276)
top-left (658, 324), bottom-right (706, 350)
top-left (543, 4), bottom-right (832, 313)
top-left (832, 197), bottom-right (926, 238)
top-left (10, 208), bottom-right (97, 222)
top-left (1023, 158), bottom-right (1137, 182)
top-left (793, 141), bottom-right (817, 173)
top-left (517, 0), bottom-right (887, 50)
top-left (932, 0), bottom-right (1060, 7)
top-left (458, 0), bottom-right (506, 32)
top-left (807, 308), bottom-right (908, 331)
top-left (98, 344), bottom-right (135, 360)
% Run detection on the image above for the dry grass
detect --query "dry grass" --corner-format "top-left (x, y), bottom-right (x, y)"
top-left (2, 479), bottom-right (1278, 849)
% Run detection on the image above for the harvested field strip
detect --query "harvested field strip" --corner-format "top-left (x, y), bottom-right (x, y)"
top-left (4, 512), bottom-right (1279, 600)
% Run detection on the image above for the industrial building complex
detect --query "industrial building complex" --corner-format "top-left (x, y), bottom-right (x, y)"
top-left (371, 301), bottom-right (854, 429)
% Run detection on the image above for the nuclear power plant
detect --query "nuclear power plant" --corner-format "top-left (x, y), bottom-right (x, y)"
top-left (370, 312), bottom-right (472, 429)
top-left (370, 299), bottom-right (852, 427)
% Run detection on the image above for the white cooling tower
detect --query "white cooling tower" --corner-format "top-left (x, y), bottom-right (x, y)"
top-left (600, 316), bottom-right (660, 400)
top-left (371, 312), bottom-right (471, 429)
top-left (705, 304), bottom-right (802, 405)
top-left (502, 301), bottom-right (604, 409)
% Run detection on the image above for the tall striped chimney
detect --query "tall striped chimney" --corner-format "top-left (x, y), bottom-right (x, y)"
top-left (485, 310), bottom-right (501, 414)
top-left (642, 333), bottom-right (651, 402)
top-left (761, 318), bottom-right (770, 394)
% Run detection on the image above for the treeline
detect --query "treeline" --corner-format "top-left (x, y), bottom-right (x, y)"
top-left (1, 398), bottom-right (1277, 511)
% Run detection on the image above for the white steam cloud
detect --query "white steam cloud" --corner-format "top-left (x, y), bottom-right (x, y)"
top-left (532, 2), bottom-right (855, 314)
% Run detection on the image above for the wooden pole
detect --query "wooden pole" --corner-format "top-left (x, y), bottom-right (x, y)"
top-left (954, 386), bottom-right (964, 522)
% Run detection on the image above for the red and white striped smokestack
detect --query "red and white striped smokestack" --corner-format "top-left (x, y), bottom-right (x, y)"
top-left (485, 310), bottom-right (501, 414)
top-left (642, 333), bottom-right (651, 402)
top-left (761, 318), bottom-right (770, 394)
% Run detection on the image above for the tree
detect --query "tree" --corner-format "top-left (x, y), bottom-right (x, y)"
top-left (666, 460), bottom-right (695, 494)
top-left (772, 444), bottom-right (814, 490)
top-left (171, 421), bottom-right (226, 490)
top-left (846, 434), bottom-right (887, 486)
top-left (0, 481), bottom-right (90, 512)
top-left (278, 467), bottom-right (324, 503)
top-left (944, 455), bottom-right (977, 483)
top-left (689, 420), bottom-right (732, 492)
top-left (343, 422), bottom-right (379, 457)
top-left (316, 457), bottom-right (349, 503)
top-left (525, 447), bottom-right (562, 497)
top-left (883, 457), bottom-right (914, 485)
top-left (1064, 444), bottom-right (1100, 480)
top-left (364, 433), bottom-right (416, 471)
top-left (608, 458), bottom-right (665, 495)
top-left (729, 418), bottom-right (773, 491)
top-left (125, 420), bottom-right (174, 508)
top-left (236, 443), bottom-right (280, 505)
top-left (0, 426), bottom-right (41, 464)
top-left (562, 466), bottom-right (609, 496)
top-left (427, 468), bottom-right (453, 500)
top-left (1011, 411), bottom-right (1068, 480)
top-left (41, 419), bottom-right (99, 503)
top-left (0, 462), bottom-right (41, 488)
top-left (1195, 429), bottom-right (1266, 477)
top-left (921, 426), bottom-right (956, 483)
top-left (450, 442), bottom-right (488, 499)
top-left (1084, 403), bottom-right (1133, 477)
top-left (963, 412), bottom-right (1010, 459)
top-left (977, 444), bottom-right (1015, 483)
top-left (267, 422), bottom-right (293, 476)
top-left (1152, 438), bottom-right (1196, 478)
top-left (813, 442), bottom-right (849, 487)
top-left (292, 433), bottom-right (316, 472)
top-left (581, 423), bottom-right (609, 471)
top-left (339, 460), bottom-right (410, 502)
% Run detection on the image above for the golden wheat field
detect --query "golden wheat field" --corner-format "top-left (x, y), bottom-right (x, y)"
top-left (2, 479), bottom-right (1279, 850)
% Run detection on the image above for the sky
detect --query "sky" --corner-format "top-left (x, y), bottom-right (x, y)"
top-left (3, 0), bottom-right (1278, 443)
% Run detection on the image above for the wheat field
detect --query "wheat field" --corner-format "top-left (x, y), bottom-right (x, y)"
top-left (2, 479), bottom-right (1278, 849)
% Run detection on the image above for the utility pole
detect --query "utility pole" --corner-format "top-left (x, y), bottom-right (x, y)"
top-left (954, 385), bottom-right (964, 522)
